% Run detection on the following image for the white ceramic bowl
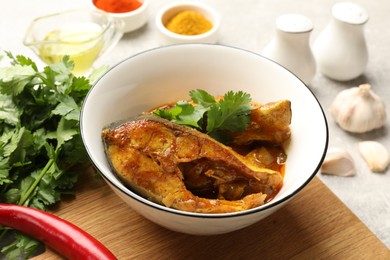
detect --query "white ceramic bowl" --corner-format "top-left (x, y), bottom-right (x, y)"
top-left (155, 1), bottom-right (220, 45)
top-left (81, 44), bottom-right (328, 235)
top-left (89, 0), bottom-right (148, 33)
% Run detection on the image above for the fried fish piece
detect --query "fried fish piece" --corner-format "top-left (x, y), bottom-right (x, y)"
top-left (102, 115), bottom-right (283, 213)
top-left (232, 100), bottom-right (292, 145)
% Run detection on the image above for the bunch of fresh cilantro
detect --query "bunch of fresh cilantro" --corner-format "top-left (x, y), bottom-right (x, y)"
top-left (0, 52), bottom-right (95, 258)
top-left (154, 89), bottom-right (253, 143)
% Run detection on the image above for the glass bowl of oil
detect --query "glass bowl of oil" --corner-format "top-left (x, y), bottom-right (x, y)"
top-left (23, 9), bottom-right (124, 75)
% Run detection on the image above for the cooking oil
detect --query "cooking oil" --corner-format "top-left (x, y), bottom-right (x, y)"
top-left (39, 23), bottom-right (104, 74)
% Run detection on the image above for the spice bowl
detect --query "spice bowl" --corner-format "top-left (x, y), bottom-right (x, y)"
top-left (89, 0), bottom-right (149, 33)
top-left (155, 1), bottom-right (220, 45)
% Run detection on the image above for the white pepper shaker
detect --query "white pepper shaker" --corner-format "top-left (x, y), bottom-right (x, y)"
top-left (313, 2), bottom-right (369, 81)
top-left (261, 14), bottom-right (316, 85)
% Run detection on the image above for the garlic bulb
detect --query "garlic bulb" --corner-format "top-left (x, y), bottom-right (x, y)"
top-left (330, 84), bottom-right (387, 133)
top-left (320, 147), bottom-right (356, 176)
top-left (357, 141), bottom-right (390, 172)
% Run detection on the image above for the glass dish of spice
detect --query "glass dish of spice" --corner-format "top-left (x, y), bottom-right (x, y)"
top-left (90, 0), bottom-right (148, 33)
top-left (156, 1), bottom-right (220, 45)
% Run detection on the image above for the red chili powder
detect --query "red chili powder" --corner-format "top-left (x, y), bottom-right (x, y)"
top-left (93, 0), bottom-right (142, 13)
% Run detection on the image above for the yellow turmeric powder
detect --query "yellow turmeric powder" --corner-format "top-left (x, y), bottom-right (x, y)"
top-left (166, 11), bottom-right (212, 36)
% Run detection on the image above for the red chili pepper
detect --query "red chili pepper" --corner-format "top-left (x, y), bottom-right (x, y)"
top-left (0, 203), bottom-right (117, 260)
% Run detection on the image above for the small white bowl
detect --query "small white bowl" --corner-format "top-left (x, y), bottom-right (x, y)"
top-left (89, 0), bottom-right (149, 33)
top-left (81, 44), bottom-right (328, 235)
top-left (155, 1), bottom-right (220, 45)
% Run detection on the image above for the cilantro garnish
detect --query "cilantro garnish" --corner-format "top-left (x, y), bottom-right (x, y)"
top-left (0, 52), bottom-right (93, 258)
top-left (154, 89), bottom-right (252, 142)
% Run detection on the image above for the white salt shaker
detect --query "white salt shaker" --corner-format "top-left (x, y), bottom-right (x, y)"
top-left (313, 2), bottom-right (369, 81)
top-left (261, 14), bottom-right (316, 85)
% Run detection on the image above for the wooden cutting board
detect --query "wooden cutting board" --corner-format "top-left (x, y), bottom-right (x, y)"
top-left (33, 171), bottom-right (389, 259)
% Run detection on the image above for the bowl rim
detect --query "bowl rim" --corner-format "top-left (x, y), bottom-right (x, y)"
top-left (81, 43), bottom-right (329, 219)
top-left (155, 1), bottom-right (221, 40)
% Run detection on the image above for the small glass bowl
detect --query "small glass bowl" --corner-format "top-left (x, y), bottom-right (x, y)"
top-left (23, 9), bottom-right (124, 74)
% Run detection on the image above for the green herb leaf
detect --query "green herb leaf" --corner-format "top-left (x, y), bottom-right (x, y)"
top-left (0, 94), bottom-right (20, 126)
top-left (1, 232), bottom-right (41, 259)
top-left (47, 117), bottom-right (78, 150)
top-left (0, 52), bottom-right (93, 258)
top-left (154, 89), bottom-right (252, 142)
top-left (189, 89), bottom-right (216, 108)
top-left (52, 95), bottom-right (80, 121)
top-left (0, 65), bottom-right (36, 96)
top-left (154, 101), bottom-right (203, 129)
top-left (206, 90), bottom-right (252, 134)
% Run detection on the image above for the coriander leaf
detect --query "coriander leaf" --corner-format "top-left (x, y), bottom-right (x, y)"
top-left (154, 89), bottom-right (253, 143)
top-left (9, 130), bottom-right (34, 167)
top-left (30, 198), bottom-right (46, 211)
top-left (0, 165), bottom-right (12, 186)
top-left (34, 168), bottom-right (60, 206)
top-left (52, 95), bottom-right (80, 121)
top-left (3, 188), bottom-right (19, 204)
top-left (56, 118), bottom-right (79, 148)
top-left (154, 105), bottom-right (183, 120)
top-left (154, 101), bottom-right (204, 129)
top-left (40, 65), bottom-right (59, 89)
top-left (70, 76), bottom-right (92, 95)
top-left (40, 58), bottom-right (74, 93)
top-left (61, 135), bottom-right (89, 165)
top-left (5, 51), bottom-right (37, 69)
top-left (18, 159), bottom-right (55, 206)
top-left (205, 103), bottom-right (219, 134)
top-left (0, 52), bottom-right (92, 259)
top-left (18, 175), bottom-right (36, 205)
top-left (1, 232), bottom-right (41, 260)
top-left (47, 56), bottom-right (74, 81)
top-left (176, 105), bottom-right (207, 129)
top-left (45, 117), bottom-right (78, 151)
top-left (0, 94), bottom-right (20, 126)
top-left (175, 101), bottom-right (195, 115)
top-left (2, 127), bottom-right (33, 166)
top-left (0, 65), bottom-right (36, 96)
top-left (36, 186), bottom-right (58, 206)
top-left (31, 128), bottom-right (47, 152)
top-left (206, 90), bottom-right (252, 134)
top-left (189, 89), bottom-right (216, 107)
top-left (15, 55), bottom-right (38, 71)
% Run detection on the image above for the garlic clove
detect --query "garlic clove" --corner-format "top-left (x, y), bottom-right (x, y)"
top-left (320, 147), bottom-right (356, 176)
top-left (330, 84), bottom-right (387, 133)
top-left (357, 141), bottom-right (390, 173)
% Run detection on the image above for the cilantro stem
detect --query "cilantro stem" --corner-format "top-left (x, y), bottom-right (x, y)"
top-left (0, 229), bottom-right (7, 240)
top-left (18, 159), bottom-right (54, 206)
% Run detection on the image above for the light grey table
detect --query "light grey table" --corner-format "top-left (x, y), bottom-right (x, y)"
top-left (1, 0), bottom-right (389, 249)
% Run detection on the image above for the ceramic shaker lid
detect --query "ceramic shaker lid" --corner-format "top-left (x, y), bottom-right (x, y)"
top-left (332, 2), bottom-right (368, 25)
top-left (275, 14), bottom-right (313, 33)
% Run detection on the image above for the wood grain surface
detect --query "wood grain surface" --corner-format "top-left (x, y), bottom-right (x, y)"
top-left (33, 171), bottom-right (390, 259)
